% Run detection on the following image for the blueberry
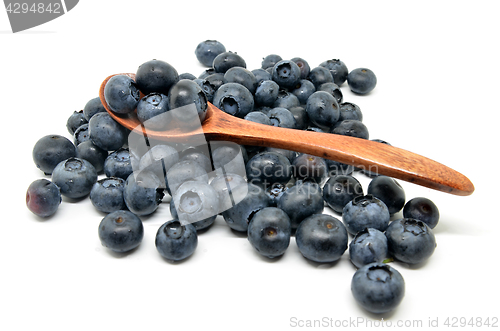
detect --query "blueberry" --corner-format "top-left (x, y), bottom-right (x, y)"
top-left (26, 179), bottom-right (61, 218)
top-left (198, 68), bottom-right (216, 79)
top-left (165, 160), bottom-right (209, 195)
top-left (349, 228), bottom-right (388, 268)
top-left (168, 79), bottom-right (208, 124)
top-left (288, 106), bottom-right (309, 130)
top-left (247, 207), bottom-right (292, 259)
top-left (307, 66), bottom-right (334, 89)
top-left (305, 91), bottom-right (340, 129)
top-left (318, 82), bottom-right (343, 104)
top-left (104, 148), bottom-right (133, 180)
top-left (98, 210), bottom-right (144, 253)
top-left (210, 142), bottom-right (248, 177)
top-left (244, 111), bottom-right (272, 126)
top-left (135, 59), bottom-right (179, 95)
top-left (295, 214), bottom-right (348, 263)
top-left (272, 90), bottom-right (300, 109)
top-left (331, 120), bottom-right (369, 140)
top-left (179, 150), bottom-right (213, 174)
top-left (213, 51), bottom-right (246, 73)
top-left (90, 177), bottom-right (125, 213)
top-left (265, 147), bottom-right (296, 163)
top-left (123, 171), bottom-right (164, 216)
top-left (172, 181), bottom-right (220, 225)
top-left (291, 79), bottom-right (316, 105)
top-left (271, 60), bottom-right (301, 89)
top-left (213, 82), bottom-right (255, 118)
top-left (342, 194), bottom-right (390, 235)
top-left (261, 54), bottom-right (282, 69)
top-left (138, 144), bottom-right (179, 184)
top-left (319, 59), bottom-right (348, 86)
top-left (339, 102), bottom-right (363, 122)
top-left (246, 151), bottom-right (292, 188)
top-left (322, 175), bottom-right (364, 214)
top-left (179, 73), bottom-right (197, 80)
top-left (195, 40), bottom-right (226, 67)
top-left (351, 263), bottom-right (405, 314)
top-left (83, 97), bottom-right (106, 121)
top-left (194, 78), bottom-right (216, 103)
top-left (254, 80), bottom-right (280, 107)
top-left (367, 176), bottom-right (405, 215)
top-left (51, 157), bottom-right (98, 199)
top-left (32, 135), bottom-right (77, 175)
top-left (403, 197), bottom-right (440, 229)
top-left (169, 199), bottom-right (215, 231)
top-left (103, 75), bottom-right (140, 114)
top-left (155, 220), bottom-right (197, 261)
top-left (251, 68), bottom-right (272, 83)
top-left (292, 153), bottom-right (328, 184)
top-left (347, 68), bottom-right (377, 94)
top-left (66, 110), bottom-right (88, 135)
top-left (136, 93), bottom-right (170, 130)
top-left (265, 107), bottom-right (297, 129)
top-left (73, 123), bottom-right (90, 146)
top-left (224, 67), bottom-right (258, 94)
top-left (290, 57), bottom-right (310, 79)
top-left (76, 140), bottom-right (108, 173)
top-left (210, 172), bottom-right (248, 213)
top-left (204, 73), bottom-right (227, 91)
top-left (277, 181), bottom-right (324, 230)
top-left (385, 218), bottom-right (437, 264)
top-left (222, 183), bottom-right (271, 232)
top-left (88, 112), bottom-right (128, 151)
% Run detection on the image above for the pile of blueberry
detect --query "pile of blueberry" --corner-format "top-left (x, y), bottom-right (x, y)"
top-left (26, 40), bottom-right (441, 315)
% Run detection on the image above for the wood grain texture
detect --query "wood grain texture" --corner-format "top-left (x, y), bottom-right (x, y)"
top-left (100, 73), bottom-right (474, 196)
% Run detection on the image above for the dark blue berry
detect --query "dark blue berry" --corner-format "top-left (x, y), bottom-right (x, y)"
top-left (32, 134), bottom-right (77, 175)
top-left (347, 68), bottom-right (377, 94)
top-left (213, 51), bottom-right (246, 73)
top-left (172, 181), bottom-right (220, 225)
top-left (135, 59), bottom-right (179, 95)
top-left (254, 80), bottom-right (280, 107)
top-left (367, 176), bottom-right (405, 215)
top-left (290, 57), bottom-right (310, 79)
top-left (155, 220), bottom-right (198, 261)
top-left (224, 67), bottom-right (258, 94)
top-left (307, 66), bottom-right (333, 89)
top-left (136, 93), bottom-right (170, 130)
top-left (403, 197), bottom-right (440, 229)
top-left (26, 179), bottom-right (61, 218)
top-left (195, 40), bottom-right (226, 67)
top-left (277, 181), bottom-right (324, 230)
top-left (247, 207), bottom-right (291, 259)
top-left (90, 177), bottom-right (126, 213)
top-left (66, 110), bottom-right (87, 135)
top-left (322, 175), bottom-right (364, 214)
top-left (168, 79), bottom-right (208, 124)
top-left (88, 112), bottom-right (128, 151)
top-left (73, 123), bottom-right (90, 146)
top-left (51, 157), bottom-right (97, 199)
top-left (261, 54), bottom-right (282, 69)
top-left (98, 210), bottom-right (144, 253)
top-left (319, 59), bottom-right (348, 86)
top-left (331, 120), bottom-right (369, 140)
top-left (213, 82), bottom-right (255, 118)
top-left (349, 228), bottom-right (388, 268)
top-left (104, 148), bottom-right (133, 180)
top-left (271, 60), bottom-right (301, 89)
top-left (246, 151), bottom-right (292, 188)
top-left (103, 75), bottom-right (140, 114)
top-left (342, 194), bottom-right (390, 235)
top-left (83, 97), bottom-right (106, 121)
top-left (123, 171), bottom-right (164, 216)
top-left (305, 91), bottom-right (340, 129)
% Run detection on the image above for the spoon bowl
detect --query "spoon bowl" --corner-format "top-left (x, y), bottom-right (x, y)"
top-left (99, 73), bottom-right (474, 196)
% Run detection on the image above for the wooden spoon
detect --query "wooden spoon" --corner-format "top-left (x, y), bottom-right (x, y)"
top-left (99, 73), bottom-right (474, 196)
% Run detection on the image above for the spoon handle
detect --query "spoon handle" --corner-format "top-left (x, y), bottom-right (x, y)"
top-left (205, 105), bottom-right (474, 196)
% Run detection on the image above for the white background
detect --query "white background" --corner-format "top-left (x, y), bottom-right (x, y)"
top-left (1, 1), bottom-right (498, 330)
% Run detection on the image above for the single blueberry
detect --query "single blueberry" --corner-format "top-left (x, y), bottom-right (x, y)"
top-left (155, 220), bottom-right (198, 262)
top-left (168, 79), bottom-right (208, 124)
top-left (172, 181), bottom-right (220, 225)
top-left (349, 228), bottom-right (388, 268)
top-left (138, 144), bottom-right (179, 184)
top-left (210, 172), bottom-right (248, 213)
top-left (195, 40), bottom-right (226, 67)
top-left (347, 68), bottom-right (377, 94)
top-left (224, 67), bottom-right (258, 94)
top-left (292, 153), bottom-right (328, 184)
top-left (291, 79), bottom-right (316, 105)
top-left (305, 91), bottom-right (340, 129)
top-left (351, 263), bottom-right (405, 314)
top-left (136, 93), bottom-right (170, 130)
top-left (254, 80), bottom-right (280, 107)
top-left (307, 66), bottom-right (334, 89)
top-left (213, 82), bottom-right (255, 118)
top-left (179, 73), bottom-right (197, 80)
top-left (88, 112), bottom-right (128, 151)
top-left (319, 59), bottom-right (348, 86)
top-left (247, 207), bottom-right (292, 259)
top-left (288, 106), bottom-right (309, 130)
top-left (194, 78), bottom-right (216, 103)
top-left (104, 148), bottom-right (133, 180)
top-left (32, 135), bottom-right (77, 175)
top-left (213, 51), bottom-right (246, 73)
top-left (322, 175), bottom-right (364, 214)
top-left (90, 177), bottom-right (126, 213)
top-left (166, 160), bottom-right (209, 196)
top-left (246, 151), bottom-right (292, 188)
top-left (26, 179), bottom-right (61, 218)
top-left (342, 194), bottom-right (390, 235)
top-left (295, 214), bottom-right (348, 263)
top-left (290, 57), bottom-right (311, 79)
top-left (261, 54), bottom-right (282, 69)
top-left (51, 157), bottom-right (98, 199)
top-left (104, 75), bottom-right (140, 114)
top-left (244, 111), bottom-right (272, 126)
top-left (98, 210), bottom-right (144, 253)
top-left (277, 181), bottom-right (324, 230)
top-left (76, 140), bottom-right (108, 173)
top-left (318, 82), bottom-right (343, 105)
top-left (73, 123), bottom-right (90, 146)
top-left (385, 218), bottom-right (437, 264)
top-left (331, 120), bottom-right (369, 140)
top-left (66, 110), bottom-right (87, 135)
top-left (271, 60), bottom-right (301, 89)
top-left (403, 197), bottom-right (440, 229)
top-left (339, 102), bottom-right (363, 122)
top-left (367, 176), bottom-right (405, 215)
top-left (251, 68), bottom-right (272, 83)
top-left (123, 171), bottom-right (164, 216)
top-left (135, 59), bottom-right (179, 95)
top-left (265, 107), bottom-right (297, 129)
top-left (170, 199), bottom-right (215, 231)
top-left (83, 97), bottom-right (106, 121)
